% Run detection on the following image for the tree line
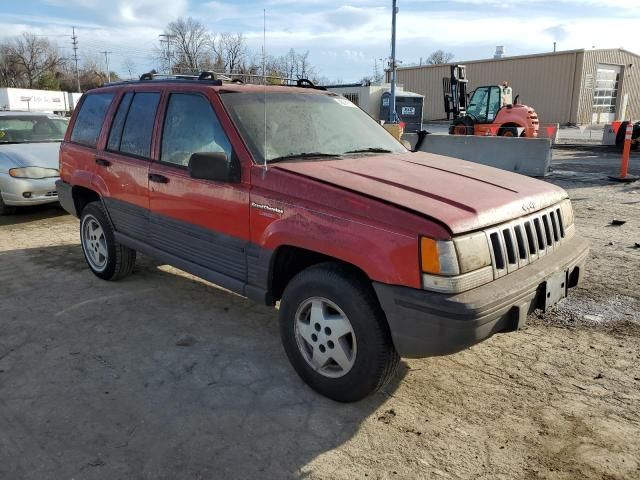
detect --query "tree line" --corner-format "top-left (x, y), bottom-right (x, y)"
top-left (155, 17), bottom-right (319, 84)
top-left (0, 17), bottom-right (321, 92)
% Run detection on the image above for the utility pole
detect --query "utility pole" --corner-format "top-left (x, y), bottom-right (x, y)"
top-left (389, 0), bottom-right (398, 123)
top-left (100, 51), bottom-right (113, 83)
top-left (158, 34), bottom-right (175, 74)
top-left (71, 27), bottom-right (81, 92)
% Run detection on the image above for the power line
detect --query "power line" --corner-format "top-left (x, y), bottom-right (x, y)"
top-left (158, 34), bottom-right (176, 74)
top-left (71, 26), bottom-right (81, 93)
top-left (100, 51), bottom-right (113, 82)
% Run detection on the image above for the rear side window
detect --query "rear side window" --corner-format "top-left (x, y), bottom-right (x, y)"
top-left (70, 93), bottom-right (114, 147)
top-left (107, 92), bottom-right (134, 152)
top-left (109, 92), bottom-right (160, 159)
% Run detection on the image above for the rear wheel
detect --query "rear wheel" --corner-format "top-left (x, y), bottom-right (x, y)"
top-left (279, 263), bottom-right (399, 402)
top-left (0, 192), bottom-right (17, 216)
top-left (80, 201), bottom-right (136, 280)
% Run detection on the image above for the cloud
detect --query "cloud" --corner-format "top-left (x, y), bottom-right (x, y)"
top-left (44, 0), bottom-right (188, 27)
top-left (544, 24), bottom-right (569, 42)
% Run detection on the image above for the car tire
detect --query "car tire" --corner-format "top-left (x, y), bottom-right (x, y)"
top-left (0, 191), bottom-right (17, 216)
top-left (80, 201), bottom-right (136, 281)
top-left (279, 263), bottom-right (399, 402)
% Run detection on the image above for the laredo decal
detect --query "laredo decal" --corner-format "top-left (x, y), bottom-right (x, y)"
top-left (251, 202), bottom-right (284, 215)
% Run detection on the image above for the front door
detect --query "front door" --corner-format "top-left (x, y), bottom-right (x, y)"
top-left (97, 90), bottom-right (161, 240)
top-left (148, 91), bottom-right (250, 287)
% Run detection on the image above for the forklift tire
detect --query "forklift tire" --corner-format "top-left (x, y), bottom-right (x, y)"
top-left (450, 118), bottom-right (473, 135)
top-left (498, 126), bottom-right (518, 137)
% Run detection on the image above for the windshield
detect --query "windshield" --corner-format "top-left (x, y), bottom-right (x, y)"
top-left (220, 92), bottom-right (406, 163)
top-left (0, 115), bottom-right (69, 144)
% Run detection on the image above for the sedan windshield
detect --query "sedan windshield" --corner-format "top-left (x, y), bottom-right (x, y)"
top-left (0, 115), bottom-right (69, 144)
top-left (220, 92), bottom-right (406, 164)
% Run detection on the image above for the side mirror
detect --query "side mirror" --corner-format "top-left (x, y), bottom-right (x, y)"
top-left (188, 152), bottom-right (240, 183)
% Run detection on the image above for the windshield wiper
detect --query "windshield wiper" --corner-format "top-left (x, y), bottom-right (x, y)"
top-left (269, 152), bottom-right (341, 164)
top-left (344, 147), bottom-right (393, 154)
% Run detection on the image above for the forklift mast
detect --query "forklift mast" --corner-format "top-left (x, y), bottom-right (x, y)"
top-left (443, 64), bottom-right (468, 119)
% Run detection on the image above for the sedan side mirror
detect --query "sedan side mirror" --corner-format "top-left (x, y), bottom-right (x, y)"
top-left (188, 152), bottom-right (240, 183)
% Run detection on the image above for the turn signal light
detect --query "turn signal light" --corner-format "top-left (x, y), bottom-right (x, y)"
top-left (420, 237), bottom-right (440, 274)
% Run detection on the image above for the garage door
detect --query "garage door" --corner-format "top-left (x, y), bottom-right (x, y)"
top-left (591, 65), bottom-right (621, 124)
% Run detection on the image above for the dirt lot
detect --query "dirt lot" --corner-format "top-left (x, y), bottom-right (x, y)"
top-left (1, 148), bottom-right (639, 480)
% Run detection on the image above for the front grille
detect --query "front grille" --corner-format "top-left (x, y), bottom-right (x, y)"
top-left (485, 204), bottom-right (573, 278)
top-left (45, 191), bottom-right (57, 197)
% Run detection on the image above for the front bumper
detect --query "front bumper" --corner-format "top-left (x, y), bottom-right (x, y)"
top-left (0, 173), bottom-right (59, 206)
top-left (374, 235), bottom-right (589, 358)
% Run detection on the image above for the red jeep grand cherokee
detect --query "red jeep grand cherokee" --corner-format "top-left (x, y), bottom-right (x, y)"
top-left (56, 75), bottom-right (588, 402)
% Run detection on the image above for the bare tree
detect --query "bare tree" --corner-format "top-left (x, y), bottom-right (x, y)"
top-left (426, 49), bottom-right (454, 65)
top-left (1, 33), bottom-right (63, 88)
top-left (122, 58), bottom-right (136, 79)
top-left (264, 49), bottom-right (317, 83)
top-left (160, 17), bottom-right (211, 73)
top-left (212, 32), bottom-right (247, 73)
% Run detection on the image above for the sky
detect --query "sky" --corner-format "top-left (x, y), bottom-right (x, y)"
top-left (0, 0), bottom-right (638, 82)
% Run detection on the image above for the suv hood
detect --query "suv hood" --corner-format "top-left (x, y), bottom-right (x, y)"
top-left (0, 142), bottom-right (61, 170)
top-left (273, 151), bottom-right (567, 234)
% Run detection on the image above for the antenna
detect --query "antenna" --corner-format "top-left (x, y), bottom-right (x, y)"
top-left (262, 8), bottom-right (268, 173)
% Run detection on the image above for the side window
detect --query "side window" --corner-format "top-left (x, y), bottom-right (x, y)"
top-left (119, 92), bottom-right (160, 159)
top-left (161, 93), bottom-right (232, 167)
top-left (70, 93), bottom-right (114, 147)
top-left (107, 92), bottom-right (134, 152)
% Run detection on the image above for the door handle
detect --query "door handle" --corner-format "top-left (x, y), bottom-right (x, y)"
top-left (95, 158), bottom-right (111, 167)
top-left (148, 173), bottom-right (169, 184)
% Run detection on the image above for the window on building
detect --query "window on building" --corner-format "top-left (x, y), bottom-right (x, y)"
top-left (70, 93), bottom-right (114, 147)
top-left (343, 93), bottom-right (360, 107)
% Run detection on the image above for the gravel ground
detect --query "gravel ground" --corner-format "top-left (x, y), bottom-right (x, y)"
top-left (0, 148), bottom-right (638, 479)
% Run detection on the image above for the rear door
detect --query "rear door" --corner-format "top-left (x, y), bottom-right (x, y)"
top-left (148, 89), bottom-right (250, 289)
top-left (95, 89), bottom-right (161, 240)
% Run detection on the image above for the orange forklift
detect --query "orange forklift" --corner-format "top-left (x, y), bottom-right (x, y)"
top-left (444, 65), bottom-right (539, 137)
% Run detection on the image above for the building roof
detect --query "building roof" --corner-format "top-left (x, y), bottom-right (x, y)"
top-left (397, 48), bottom-right (640, 71)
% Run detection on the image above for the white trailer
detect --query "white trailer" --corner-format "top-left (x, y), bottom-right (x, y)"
top-left (0, 88), bottom-right (73, 113)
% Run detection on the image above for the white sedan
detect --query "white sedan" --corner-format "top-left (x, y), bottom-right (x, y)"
top-left (0, 111), bottom-right (68, 215)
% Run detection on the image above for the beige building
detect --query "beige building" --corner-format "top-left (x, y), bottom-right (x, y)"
top-left (391, 48), bottom-right (640, 125)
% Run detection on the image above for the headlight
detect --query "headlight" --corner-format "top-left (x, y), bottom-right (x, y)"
top-left (559, 199), bottom-right (574, 228)
top-left (8, 167), bottom-right (59, 179)
top-left (420, 233), bottom-right (494, 294)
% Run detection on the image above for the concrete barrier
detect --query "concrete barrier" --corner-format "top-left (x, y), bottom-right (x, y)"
top-left (405, 134), bottom-right (552, 177)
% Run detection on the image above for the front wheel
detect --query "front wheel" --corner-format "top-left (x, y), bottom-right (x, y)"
top-left (498, 126), bottom-right (518, 137)
top-left (279, 263), bottom-right (399, 402)
top-left (80, 201), bottom-right (136, 280)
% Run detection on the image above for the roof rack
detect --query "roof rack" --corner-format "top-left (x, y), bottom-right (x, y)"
top-left (105, 71), bottom-right (326, 90)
